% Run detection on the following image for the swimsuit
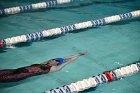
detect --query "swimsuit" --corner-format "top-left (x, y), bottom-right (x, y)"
top-left (0, 64), bottom-right (51, 82)
top-left (0, 58), bottom-right (66, 82)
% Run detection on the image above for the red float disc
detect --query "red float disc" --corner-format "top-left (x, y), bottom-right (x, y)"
top-left (0, 40), bottom-right (3, 48)
top-left (104, 72), bottom-right (113, 82)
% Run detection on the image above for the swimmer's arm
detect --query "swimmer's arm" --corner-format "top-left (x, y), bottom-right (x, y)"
top-left (65, 54), bottom-right (81, 59)
top-left (49, 55), bottom-right (83, 72)
top-left (49, 61), bottom-right (72, 73)
top-left (64, 52), bottom-right (87, 61)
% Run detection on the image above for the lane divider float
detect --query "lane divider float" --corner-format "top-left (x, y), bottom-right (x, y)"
top-left (44, 61), bottom-right (140, 93)
top-left (0, 0), bottom-right (74, 15)
top-left (0, 10), bottom-right (140, 48)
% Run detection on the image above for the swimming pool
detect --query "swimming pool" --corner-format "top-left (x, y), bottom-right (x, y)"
top-left (0, 0), bottom-right (140, 93)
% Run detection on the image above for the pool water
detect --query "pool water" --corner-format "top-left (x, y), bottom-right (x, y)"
top-left (0, 0), bottom-right (140, 93)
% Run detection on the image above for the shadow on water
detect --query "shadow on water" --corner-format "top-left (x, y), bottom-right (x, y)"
top-left (110, 18), bottom-right (140, 26)
top-left (80, 87), bottom-right (97, 93)
top-left (0, 73), bottom-right (48, 88)
top-left (0, 48), bottom-right (6, 53)
top-left (0, 42), bottom-right (32, 53)
top-left (0, 80), bottom-right (27, 88)
top-left (0, 34), bottom-right (65, 53)
top-left (0, 17), bottom-right (139, 53)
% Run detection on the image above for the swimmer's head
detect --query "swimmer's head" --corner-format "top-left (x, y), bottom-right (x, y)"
top-left (47, 59), bottom-right (59, 66)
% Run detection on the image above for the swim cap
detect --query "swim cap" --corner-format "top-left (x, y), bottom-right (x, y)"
top-left (55, 58), bottom-right (65, 65)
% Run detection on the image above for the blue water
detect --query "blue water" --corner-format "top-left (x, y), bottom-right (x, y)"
top-left (0, 0), bottom-right (140, 93)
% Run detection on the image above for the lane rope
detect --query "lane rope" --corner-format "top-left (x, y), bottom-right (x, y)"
top-left (0, 0), bottom-right (75, 15)
top-left (44, 61), bottom-right (140, 93)
top-left (0, 10), bottom-right (140, 48)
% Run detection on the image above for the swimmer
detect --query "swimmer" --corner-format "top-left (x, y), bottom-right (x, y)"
top-left (0, 52), bottom-right (87, 82)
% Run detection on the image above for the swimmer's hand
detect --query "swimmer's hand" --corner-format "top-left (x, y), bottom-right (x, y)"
top-left (78, 52), bottom-right (87, 56)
